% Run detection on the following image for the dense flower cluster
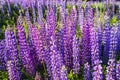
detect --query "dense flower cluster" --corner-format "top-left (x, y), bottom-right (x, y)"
top-left (1, 0), bottom-right (120, 80)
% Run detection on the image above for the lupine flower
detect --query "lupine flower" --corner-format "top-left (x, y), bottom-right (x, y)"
top-left (0, 40), bottom-right (7, 70)
top-left (63, 15), bottom-right (72, 71)
top-left (90, 27), bottom-right (103, 80)
top-left (106, 27), bottom-right (117, 80)
top-left (50, 35), bottom-right (61, 80)
top-left (16, 16), bottom-right (36, 76)
top-left (7, 60), bottom-right (21, 80)
top-left (116, 60), bottom-right (120, 80)
top-left (5, 27), bottom-right (22, 79)
top-left (28, 25), bottom-right (44, 62)
top-left (72, 35), bottom-right (80, 74)
top-left (60, 65), bottom-right (68, 80)
top-left (103, 22), bottom-right (110, 64)
top-left (46, 6), bottom-right (61, 80)
top-left (84, 62), bottom-right (91, 80)
top-left (109, 26), bottom-right (118, 55)
top-left (78, 6), bottom-right (83, 32)
top-left (37, 0), bottom-right (43, 23)
top-left (106, 56), bottom-right (116, 80)
top-left (82, 18), bottom-right (91, 64)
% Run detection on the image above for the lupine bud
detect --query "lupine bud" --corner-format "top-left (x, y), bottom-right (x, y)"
top-left (84, 62), bottom-right (91, 80)
top-left (5, 27), bottom-right (22, 79)
top-left (17, 17), bottom-right (36, 76)
top-left (7, 60), bottom-right (21, 80)
top-left (72, 35), bottom-right (80, 74)
top-left (116, 60), bottom-right (120, 80)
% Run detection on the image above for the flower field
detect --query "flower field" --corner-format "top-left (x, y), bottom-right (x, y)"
top-left (0, 0), bottom-right (120, 80)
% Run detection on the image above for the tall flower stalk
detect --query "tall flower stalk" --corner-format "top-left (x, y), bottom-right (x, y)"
top-left (106, 26), bottom-right (118, 80)
top-left (16, 15), bottom-right (36, 76)
top-left (72, 35), bottom-right (80, 74)
top-left (90, 27), bottom-right (103, 80)
top-left (5, 27), bottom-right (22, 80)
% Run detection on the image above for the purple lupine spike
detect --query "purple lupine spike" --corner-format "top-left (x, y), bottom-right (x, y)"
top-left (116, 60), bottom-right (120, 80)
top-left (63, 16), bottom-right (72, 71)
top-left (37, 0), bottom-right (43, 23)
top-left (28, 25), bottom-right (44, 62)
top-left (0, 40), bottom-right (7, 70)
top-left (60, 0), bottom-right (67, 29)
top-left (31, 0), bottom-right (36, 23)
top-left (106, 56), bottom-right (116, 80)
top-left (7, 60), bottom-right (21, 80)
top-left (46, 7), bottom-right (56, 36)
top-left (103, 22), bottom-right (110, 64)
top-left (84, 62), bottom-right (91, 80)
top-left (16, 18), bottom-right (36, 76)
top-left (81, 18), bottom-right (91, 64)
top-left (106, 27), bottom-right (117, 80)
top-left (90, 27), bottom-right (103, 78)
top-left (46, 6), bottom-right (57, 79)
top-left (70, 5), bottom-right (77, 36)
top-left (86, 6), bottom-right (94, 28)
top-left (78, 5), bottom-right (83, 32)
top-left (50, 35), bottom-right (61, 80)
top-left (55, 30), bottom-right (66, 79)
top-left (60, 65), bottom-right (68, 80)
top-left (5, 27), bottom-right (22, 79)
top-left (25, 8), bottom-right (32, 27)
top-left (90, 27), bottom-right (103, 80)
top-left (109, 26), bottom-right (118, 55)
top-left (72, 35), bottom-right (80, 74)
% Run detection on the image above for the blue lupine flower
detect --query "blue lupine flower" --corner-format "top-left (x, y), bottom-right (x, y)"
top-left (72, 35), bottom-right (80, 74)
top-left (103, 22), bottom-right (110, 64)
top-left (90, 27), bottom-right (103, 80)
top-left (84, 62), bottom-right (91, 80)
top-left (106, 27), bottom-right (117, 80)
